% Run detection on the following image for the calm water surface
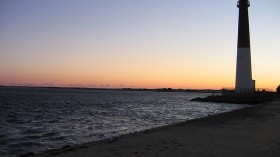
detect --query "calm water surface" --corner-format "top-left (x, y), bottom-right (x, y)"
top-left (0, 87), bottom-right (249, 157)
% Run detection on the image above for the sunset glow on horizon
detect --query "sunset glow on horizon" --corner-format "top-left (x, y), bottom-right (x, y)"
top-left (1, 0), bottom-right (279, 91)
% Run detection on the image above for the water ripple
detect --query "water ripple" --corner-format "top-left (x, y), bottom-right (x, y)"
top-left (0, 87), bottom-right (249, 157)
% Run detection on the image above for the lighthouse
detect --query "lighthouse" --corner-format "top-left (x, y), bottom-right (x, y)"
top-left (235, 0), bottom-right (255, 93)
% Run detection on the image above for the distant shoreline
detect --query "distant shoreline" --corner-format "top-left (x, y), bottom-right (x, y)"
top-left (0, 85), bottom-right (221, 93)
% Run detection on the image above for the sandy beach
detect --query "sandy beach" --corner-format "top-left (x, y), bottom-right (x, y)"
top-left (33, 99), bottom-right (280, 157)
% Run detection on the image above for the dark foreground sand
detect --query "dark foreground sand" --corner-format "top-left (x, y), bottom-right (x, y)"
top-left (34, 99), bottom-right (280, 157)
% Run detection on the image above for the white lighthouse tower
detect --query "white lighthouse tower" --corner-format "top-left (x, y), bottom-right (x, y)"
top-left (235, 0), bottom-right (255, 93)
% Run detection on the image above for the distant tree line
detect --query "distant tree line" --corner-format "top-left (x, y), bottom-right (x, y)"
top-left (277, 85), bottom-right (280, 93)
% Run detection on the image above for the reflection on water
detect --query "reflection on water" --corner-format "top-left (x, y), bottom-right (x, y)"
top-left (0, 87), bottom-right (248, 156)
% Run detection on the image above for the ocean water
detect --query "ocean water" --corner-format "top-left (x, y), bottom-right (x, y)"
top-left (0, 87), bottom-right (248, 157)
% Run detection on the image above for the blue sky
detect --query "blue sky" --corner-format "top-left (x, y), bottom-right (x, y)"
top-left (0, 0), bottom-right (279, 90)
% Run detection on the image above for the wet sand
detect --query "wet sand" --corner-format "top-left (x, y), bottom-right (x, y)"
top-left (34, 99), bottom-right (280, 157)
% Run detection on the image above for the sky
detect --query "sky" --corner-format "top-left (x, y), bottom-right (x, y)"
top-left (0, 0), bottom-right (279, 90)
